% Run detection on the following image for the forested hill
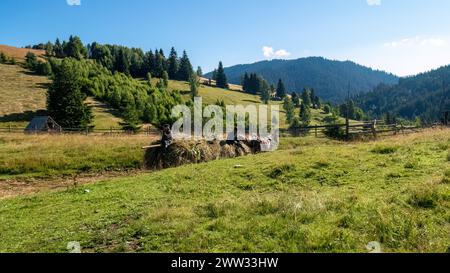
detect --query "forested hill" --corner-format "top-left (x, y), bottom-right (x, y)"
top-left (355, 65), bottom-right (450, 123)
top-left (206, 57), bottom-right (398, 102)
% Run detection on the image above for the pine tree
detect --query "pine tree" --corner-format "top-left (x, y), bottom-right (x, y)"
top-left (25, 52), bottom-right (38, 70)
top-left (47, 59), bottom-right (92, 128)
top-left (63, 35), bottom-right (87, 60)
top-left (242, 72), bottom-right (250, 92)
top-left (216, 61), bottom-right (229, 89)
top-left (190, 74), bottom-right (199, 99)
top-left (154, 50), bottom-right (166, 78)
top-left (121, 104), bottom-right (141, 133)
top-left (196, 66), bottom-right (203, 77)
top-left (167, 47), bottom-right (179, 79)
top-left (260, 79), bottom-right (271, 104)
top-left (291, 92), bottom-right (300, 107)
top-left (283, 97), bottom-right (295, 124)
top-left (276, 79), bottom-right (287, 99)
top-left (177, 50), bottom-right (193, 81)
top-left (0, 52), bottom-right (6, 64)
top-left (300, 103), bottom-right (311, 126)
top-left (212, 69), bottom-right (218, 81)
top-left (54, 38), bottom-right (64, 58)
top-left (301, 88), bottom-right (312, 107)
top-left (162, 71), bottom-right (169, 88)
top-left (144, 50), bottom-right (155, 76)
top-left (115, 48), bottom-right (130, 75)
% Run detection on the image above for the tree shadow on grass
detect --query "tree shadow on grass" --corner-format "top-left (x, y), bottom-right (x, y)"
top-left (0, 110), bottom-right (47, 123)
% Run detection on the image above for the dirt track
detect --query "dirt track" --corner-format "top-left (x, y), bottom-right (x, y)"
top-left (0, 170), bottom-right (146, 200)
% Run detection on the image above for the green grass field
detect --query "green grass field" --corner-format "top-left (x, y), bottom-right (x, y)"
top-left (0, 134), bottom-right (152, 180)
top-left (0, 129), bottom-right (448, 253)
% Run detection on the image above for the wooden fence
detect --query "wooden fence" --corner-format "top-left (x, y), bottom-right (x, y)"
top-left (281, 121), bottom-right (425, 139)
top-left (0, 121), bottom-right (434, 139)
top-left (0, 126), bottom-right (156, 136)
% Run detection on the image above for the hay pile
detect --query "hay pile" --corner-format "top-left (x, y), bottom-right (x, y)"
top-left (144, 140), bottom-right (260, 170)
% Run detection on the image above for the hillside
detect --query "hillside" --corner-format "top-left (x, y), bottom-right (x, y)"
top-left (0, 129), bottom-right (449, 252)
top-left (206, 57), bottom-right (399, 103)
top-left (0, 64), bottom-right (49, 127)
top-left (355, 65), bottom-right (450, 123)
top-left (0, 44), bottom-right (45, 62)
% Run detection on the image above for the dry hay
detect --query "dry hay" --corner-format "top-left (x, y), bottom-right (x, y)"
top-left (144, 140), bottom-right (260, 170)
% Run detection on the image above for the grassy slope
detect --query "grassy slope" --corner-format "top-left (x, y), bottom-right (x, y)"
top-left (0, 129), bottom-right (448, 253)
top-left (0, 45), bottom-right (46, 62)
top-left (85, 97), bottom-right (124, 129)
top-left (0, 63), bottom-right (124, 129)
top-left (0, 55), bottom-right (335, 130)
top-left (0, 134), bottom-right (152, 180)
top-left (0, 64), bottom-right (49, 127)
top-left (165, 79), bottom-right (337, 128)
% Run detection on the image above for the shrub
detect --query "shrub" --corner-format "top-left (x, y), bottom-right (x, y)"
top-left (371, 146), bottom-right (399, 155)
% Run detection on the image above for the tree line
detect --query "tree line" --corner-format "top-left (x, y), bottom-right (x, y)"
top-left (31, 36), bottom-right (197, 82)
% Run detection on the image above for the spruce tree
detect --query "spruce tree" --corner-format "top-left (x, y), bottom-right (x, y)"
top-left (63, 35), bottom-right (87, 60)
top-left (276, 79), bottom-right (287, 99)
top-left (216, 61), bottom-right (229, 89)
top-left (167, 47), bottom-right (179, 79)
top-left (291, 92), bottom-right (300, 107)
top-left (0, 52), bottom-right (6, 64)
top-left (25, 52), bottom-right (38, 70)
top-left (177, 50), bottom-right (193, 81)
top-left (301, 88), bottom-right (312, 107)
top-left (196, 66), bottom-right (203, 77)
top-left (283, 97), bottom-right (295, 124)
top-left (260, 80), bottom-right (271, 104)
top-left (115, 48), bottom-right (130, 75)
top-left (154, 50), bottom-right (166, 78)
top-left (47, 59), bottom-right (92, 128)
top-left (190, 74), bottom-right (199, 99)
top-left (300, 103), bottom-right (311, 126)
top-left (162, 71), bottom-right (169, 88)
top-left (54, 38), bottom-right (64, 58)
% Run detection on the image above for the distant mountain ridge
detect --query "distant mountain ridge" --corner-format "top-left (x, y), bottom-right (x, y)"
top-left (206, 57), bottom-right (399, 102)
top-left (355, 64), bottom-right (450, 123)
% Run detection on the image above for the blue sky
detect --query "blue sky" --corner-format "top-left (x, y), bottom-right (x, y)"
top-left (1, 0), bottom-right (450, 76)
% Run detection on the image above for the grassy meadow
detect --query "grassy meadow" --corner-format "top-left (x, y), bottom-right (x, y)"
top-left (0, 129), bottom-right (448, 253)
top-left (0, 64), bottom-right (49, 128)
top-left (0, 133), bottom-right (152, 179)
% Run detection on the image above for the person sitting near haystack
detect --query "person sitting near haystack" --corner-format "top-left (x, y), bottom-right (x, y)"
top-left (161, 124), bottom-right (173, 149)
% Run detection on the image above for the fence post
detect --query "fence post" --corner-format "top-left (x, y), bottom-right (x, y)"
top-left (85, 127), bottom-right (89, 136)
top-left (371, 121), bottom-right (377, 139)
top-left (345, 121), bottom-right (350, 140)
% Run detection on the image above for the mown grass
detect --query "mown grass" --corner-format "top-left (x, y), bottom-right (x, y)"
top-left (0, 129), bottom-right (448, 253)
top-left (0, 134), bottom-right (150, 179)
top-left (0, 64), bottom-right (49, 128)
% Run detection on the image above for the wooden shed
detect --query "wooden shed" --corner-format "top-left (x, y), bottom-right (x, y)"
top-left (24, 116), bottom-right (62, 133)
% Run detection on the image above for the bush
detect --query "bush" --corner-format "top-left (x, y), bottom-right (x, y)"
top-left (371, 146), bottom-right (399, 155)
top-left (324, 125), bottom-right (346, 139)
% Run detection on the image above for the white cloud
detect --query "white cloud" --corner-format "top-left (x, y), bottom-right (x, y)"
top-left (67, 0), bottom-right (81, 6)
top-left (383, 36), bottom-right (447, 48)
top-left (367, 0), bottom-right (381, 6)
top-left (262, 46), bottom-right (291, 59)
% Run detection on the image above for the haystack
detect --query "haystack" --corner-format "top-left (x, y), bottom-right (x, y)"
top-left (144, 140), bottom-right (260, 170)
